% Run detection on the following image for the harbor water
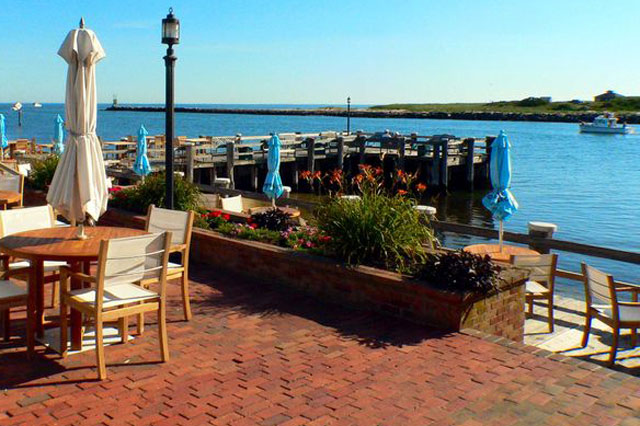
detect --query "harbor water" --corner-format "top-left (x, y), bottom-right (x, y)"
top-left (2, 103), bottom-right (639, 286)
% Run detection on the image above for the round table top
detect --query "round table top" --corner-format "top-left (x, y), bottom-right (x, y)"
top-left (463, 243), bottom-right (540, 263)
top-left (0, 226), bottom-right (147, 262)
top-left (0, 190), bottom-right (22, 204)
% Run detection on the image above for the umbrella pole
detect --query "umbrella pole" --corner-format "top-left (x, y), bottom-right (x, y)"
top-left (499, 220), bottom-right (504, 252)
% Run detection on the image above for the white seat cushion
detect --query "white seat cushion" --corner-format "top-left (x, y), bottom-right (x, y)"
top-left (0, 280), bottom-right (27, 300)
top-left (525, 280), bottom-right (550, 294)
top-left (167, 261), bottom-right (183, 269)
top-left (9, 260), bottom-right (67, 273)
top-left (70, 284), bottom-right (159, 309)
top-left (595, 305), bottom-right (640, 322)
top-left (55, 220), bottom-right (70, 228)
top-left (221, 195), bottom-right (243, 213)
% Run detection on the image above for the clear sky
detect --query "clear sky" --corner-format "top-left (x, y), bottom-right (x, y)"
top-left (1, 0), bottom-right (639, 105)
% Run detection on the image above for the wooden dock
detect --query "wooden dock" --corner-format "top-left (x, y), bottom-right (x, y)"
top-left (105, 131), bottom-right (493, 192)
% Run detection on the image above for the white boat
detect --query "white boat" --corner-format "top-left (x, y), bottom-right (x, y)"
top-left (11, 102), bottom-right (22, 111)
top-left (579, 113), bottom-right (633, 134)
top-left (33, 102), bottom-right (42, 108)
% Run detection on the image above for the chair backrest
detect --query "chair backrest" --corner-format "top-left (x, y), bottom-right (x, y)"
top-left (95, 232), bottom-right (171, 309)
top-left (0, 174), bottom-right (23, 193)
top-left (221, 195), bottom-right (243, 213)
top-left (581, 263), bottom-right (617, 310)
top-left (17, 164), bottom-right (31, 177)
top-left (0, 205), bottom-right (55, 237)
top-left (145, 204), bottom-right (194, 247)
top-left (510, 253), bottom-right (558, 292)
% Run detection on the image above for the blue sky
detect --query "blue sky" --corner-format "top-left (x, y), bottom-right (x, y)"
top-left (1, 0), bottom-right (639, 104)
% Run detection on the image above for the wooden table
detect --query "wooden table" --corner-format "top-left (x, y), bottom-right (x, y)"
top-left (0, 226), bottom-right (147, 355)
top-left (463, 244), bottom-right (540, 263)
top-left (0, 190), bottom-right (22, 209)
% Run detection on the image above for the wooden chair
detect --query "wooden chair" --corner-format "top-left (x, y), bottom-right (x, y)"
top-left (0, 279), bottom-right (27, 341)
top-left (0, 205), bottom-right (67, 307)
top-left (142, 205), bottom-right (195, 323)
top-left (59, 232), bottom-right (172, 380)
top-left (581, 263), bottom-right (640, 366)
top-left (510, 254), bottom-right (558, 332)
top-left (0, 174), bottom-right (24, 207)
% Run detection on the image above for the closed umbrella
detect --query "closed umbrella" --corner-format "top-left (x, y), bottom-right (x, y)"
top-left (53, 114), bottom-right (65, 155)
top-left (133, 124), bottom-right (151, 178)
top-left (262, 134), bottom-right (284, 206)
top-left (0, 114), bottom-right (7, 157)
top-left (482, 130), bottom-right (518, 251)
top-left (47, 21), bottom-right (109, 233)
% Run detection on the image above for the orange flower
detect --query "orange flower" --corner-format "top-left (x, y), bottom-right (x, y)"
top-left (312, 170), bottom-right (322, 180)
top-left (299, 170), bottom-right (312, 180)
top-left (416, 183), bottom-right (427, 192)
top-left (397, 189), bottom-right (408, 196)
top-left (353, 174), bottom-right (364, 184)
top-left (358, 164), bottom-right (372, 171)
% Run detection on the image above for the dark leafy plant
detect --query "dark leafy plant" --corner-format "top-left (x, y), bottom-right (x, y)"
top-left (109, 173), bottom-right (202, 214)
top-left (416, 250), bottom-right (501, 294)
top-left (28, 155), bottom-right (59, 190)
top-left (250, 208), bottom-right (291, 232)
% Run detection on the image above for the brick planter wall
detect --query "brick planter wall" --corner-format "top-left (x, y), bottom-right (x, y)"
top-left (99, 208), bottom-right (527, 342)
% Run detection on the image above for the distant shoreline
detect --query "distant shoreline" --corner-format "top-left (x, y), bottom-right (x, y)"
top-left (105, 104), bottom-right (640, 124)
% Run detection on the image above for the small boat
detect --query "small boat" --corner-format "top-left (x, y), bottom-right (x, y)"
top-left (579, 113), bottom-right (633, 134)
top-left (32, 102), bottom-right (42, 108)
top-left (11, 102), bottom-right (22, 111)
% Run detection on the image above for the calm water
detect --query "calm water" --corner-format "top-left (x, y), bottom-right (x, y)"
top-left (2, 103), bottom-right (639, 285)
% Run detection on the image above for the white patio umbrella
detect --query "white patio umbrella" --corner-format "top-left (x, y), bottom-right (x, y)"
top-left (47, 19), bottom-right (109, 236)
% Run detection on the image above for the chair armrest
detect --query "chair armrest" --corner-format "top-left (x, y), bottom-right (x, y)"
top-left (617, 301), bottom-right (640, 307)
top-left (59, 265), bottom-right (96, 284)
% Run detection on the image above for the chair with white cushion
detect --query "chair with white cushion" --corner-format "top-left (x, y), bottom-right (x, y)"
top-left (581, 263), bottom-right (640, 366)
top-left (0, 280), bottom-right (27, 341)
top-left (221, 195), bottom-right (243, 213)
top-left (0, 174), bottom-right (24, 208)
top-left (143, 205), bottom-right (195, 323)
top-left (0, 205), bottom-right (68, 306)
top-left (510, 254), bottom-right (558, 332)
top-left (59, 232), bottom-right (172, 380)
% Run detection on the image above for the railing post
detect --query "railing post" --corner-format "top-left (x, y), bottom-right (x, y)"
top-left (397, 137), bottom-right (406, 172)
top-left (528, 222), bottom-right (557, 254)
top-left (185, 143), bottom-right (194, 183)
top-left (464, 137), bottom-right (475, 190)
top-left (226, 140), bottom-right (236, 189)
top-left (440, 140), bottom-right (449, 189)
top-left (430, 141), bottom-right (440, 186)
top-left (336, 136), bottom-right (345, 170)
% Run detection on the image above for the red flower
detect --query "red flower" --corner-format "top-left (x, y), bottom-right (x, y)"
top-left (109, 186), bottom-right (123, 193)
top-left (416, 183), bottom-right (427, 192)
top-left (211, 210), bottom-right (222, 218)
top-left (222, 214), bottom-right (231, 221)
top-left (374, 167), bottom-right (383, 176)
top-left (249, 223), bottom-right (258, 229)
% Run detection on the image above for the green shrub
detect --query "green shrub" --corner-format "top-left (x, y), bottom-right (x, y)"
top-left (315, 190), bottom-right (435, 273)
top-left (110, 173), bottom-right (202, 214)
top-left (28, 155), bottom-right (59, 190)
top-left (416, 250), bottom-right (501, 294)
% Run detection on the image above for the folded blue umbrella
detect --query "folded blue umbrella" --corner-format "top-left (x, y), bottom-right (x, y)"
top-left (482, 130), bottom-right (518, 248)
top-left (263, 134), bottom-right (284, 204)
top-left (53, 114), bottom-right (65, 155)
top-left (133, 124), bottom-right (151, 177)
top-left (0, 114), bottom-right (8, 150)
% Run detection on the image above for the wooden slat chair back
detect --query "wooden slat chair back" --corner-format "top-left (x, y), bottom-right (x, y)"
top-left (0, 279), bottom-right (28, 341)
top-left (59, 232), bottom-right (172, 380)
top-left (142, 205), bottom-right (195, 324)
top-left (581, 263), bottom-right (640, 366)
top-left (510, 254), bottom-right (558, 332)
top-left (0, 174), bottom-right (24, 207)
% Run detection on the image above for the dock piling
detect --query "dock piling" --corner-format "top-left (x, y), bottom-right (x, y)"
top-left (464, 138), bottom-right (475, 190)
top-left (226, 140), bottom-right (236, 189)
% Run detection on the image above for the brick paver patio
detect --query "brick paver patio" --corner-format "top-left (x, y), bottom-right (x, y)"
top-left (1, 266), bottom-right (639, 425)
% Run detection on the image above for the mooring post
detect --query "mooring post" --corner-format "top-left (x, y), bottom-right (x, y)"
top-left (292, 160), bottom-right (299, 190)
top-left (464, 138), bottom-right (475, 190)
top-left (209, 165), bottom-right (217, 185)
top-left (440, 139), bottom-right (449, 189)
top-left (336, 136), bottom-right (345, 170)
top-left (306, 137), bottom-right (316, 173)
top-left (431, 140), bottom-right (440, 186)
top-left (527, 222), bottom-right (557, 254)
top-left (358, 132), bottom-right (367, 165)
top-left (185, 143), bottom-right (194, 183)
top-left (485, 135), bottom-right (495, 182)
top-left (226, 140), bottom-right (236, 189)
top-left (397, 137), bottom-right (406, 172)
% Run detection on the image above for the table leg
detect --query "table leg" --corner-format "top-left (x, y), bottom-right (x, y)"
top-left (35, 260), bottom-right (45, 338)
top-left (26, 263), bottom-right (37, 358)
top-left (70, 262), bottom-right (83, 351)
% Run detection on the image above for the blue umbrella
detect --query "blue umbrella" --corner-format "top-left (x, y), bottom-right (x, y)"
top-left (0, 114), bottom-right (8, 152)
top-left (133, 124), bottom-right (151, 177)
top-left (482, 130), bottom-right (519, 250)
top-left (262, 134), bottom-right (284, 205)
top-left (53, 114), bottom-right (65, 155)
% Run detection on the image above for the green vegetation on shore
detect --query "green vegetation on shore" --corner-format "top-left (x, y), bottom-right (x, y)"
top-left (370, 97), bottom-right (640, 114)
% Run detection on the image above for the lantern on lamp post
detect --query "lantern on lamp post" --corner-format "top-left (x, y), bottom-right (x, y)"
top-left (162, 8), bottom-right (180, 209)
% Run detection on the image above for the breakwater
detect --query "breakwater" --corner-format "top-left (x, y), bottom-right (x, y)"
top-left (105, 105), bottom-right (640, 124)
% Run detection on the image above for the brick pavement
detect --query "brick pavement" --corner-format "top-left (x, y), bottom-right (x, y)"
top-left (1, 266), bottom-right (639, 425)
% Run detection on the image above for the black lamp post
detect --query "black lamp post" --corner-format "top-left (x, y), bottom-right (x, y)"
top-left (162, 7), bottom-right (180, 209)
top-left (346, 96), bottom-right (351, 135)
